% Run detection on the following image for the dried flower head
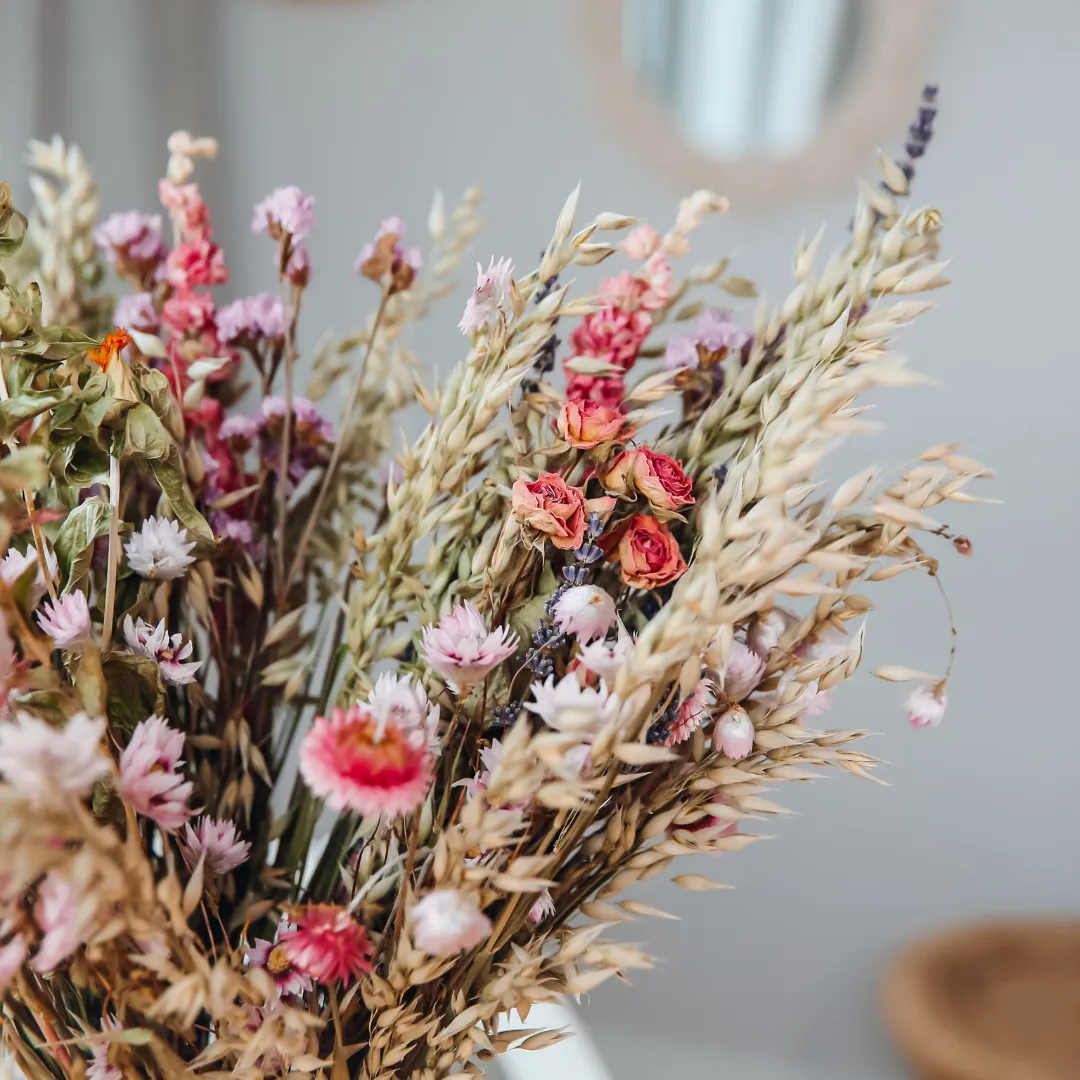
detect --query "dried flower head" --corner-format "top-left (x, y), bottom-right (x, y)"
top-left (411, 889), bottom-right (492, 956)
top-left (117, 715), bottom-right (193, 831)
top-left (252, 185), bottom-right (316, 240)
top-left (123, 615), bottom-right (202, 685)
top-left (552, 584), bottom-right (617, 644)
top-left (420, 601), bottom-right (518, 693)
top-left (281, 906), bottom-right (374, 987)
top-left (246, 916), bottom-right (313, 999)
top-left (906, 683), bottom-right (948, 728)
top-left (124, 517), bottom-right (196, 580)
top-left (1, 545), bottom-right (58, 605)
top-left (0, 711), bottom-right (108, 806)
top-left (182, 816), bottom-right (251, 874)
top-left (32, 871), bottom-right (91, 973)
top-left (37, 591), bottom-right (92, 650)
top-left (459, 256), bottom-right (514, 334)
top-left (715, 706), bottom-right (755, 760)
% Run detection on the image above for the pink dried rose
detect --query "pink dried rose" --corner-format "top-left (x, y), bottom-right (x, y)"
top-left (722, 641), bottom-right (767, 702)
top-left (245, 916), bottom-right (313, 999)
top-left (459, 256), bottom-right (514, 334)
top-left (32, 871), bottom-right (91, 973)
top-left (620, 224), bottom-right (661, 261)
top-left (715, 705), bottom-right (755, 760)
top-left (420, 601), bottom-right (518, 693)
top-left (613, 514), bottom-right (687, 590)
top-left (0, 711), bottom-right (108, 807)
top-left (569, 305), bottom-right (652, 372)
top-left (604, 446), bottom-right (695, 515)
top-left (552, 585), bottom-right (617, 644)
top-left (0, 934), bottom-right (27, 994)
top-left (510, 472), bottom-right (589, 551)
top-left (252, 185), bottom-right (316, 240)
top-left (411, 889), bottom-right (492, 956)
top-left (163, 236), bottom-right (228, 289)
top-left (281, 906), bottom-right (374, 987)
top-left (182, 816), bottom-right (251, 874)
top-left (113, 291), bottom-right (159, 332)
top-left (37, 591), bottom-right (92, 650)
top-left (123, 615), bottom-right (202, 685)
top-left (117, 715), bottom-right (193, 831)
top-left (663, 679), bottom-right (715, 747)
top-left (557, 398), bottom-right (632, 449)
top-left (906, 683), bottom-right (947, 728)
top-left (216, 292), bottom-right (287, 343)
top-left (299, 703), bottom-right (431, 817)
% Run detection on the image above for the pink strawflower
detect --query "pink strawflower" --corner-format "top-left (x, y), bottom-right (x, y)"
top-left (722, 641), bottom-right (767, 702)
top-left (122, 615), bottom-right (202, 685)
top-left (280, 906), bottom-right (373, 987)
top-left (411, 889), bottom-right (492, 956)
top-left (552, 585), bottom-right (617, 645)
top-left (94, 211), bottom-right (166, 264)
top-left (217, 292), bottom-right (287, 343)
top-left (87, 1020), bottom-right (122, 1080)
top-left (747, 607), bottom-right (798, 658)
top-left (459, 256), bottom-right (514, 334)
top-left (906, 683), bottom-right (947, 728)
top-left (32, 871), bottom-right (90, 973)
top-left (526, 673), bottom-right (619, 734)
top-left (252, 186), bottom-right (316, 240)
top-left (454, 739), bottom-right (504, 801)
top-left (0, 711), bottom-right (108, 806)
top-left (663, 335), bottom-right (700, 372)
top-left (164, 237), bottom-right (228, 289)
top-left (117, 715), bottom-right (193, 831)
top-left (299, 703), bottom-right (431, 817)
top-left (160, 289), bottom-right (215, 336)
top-left (0, 934), bottom-right (27, 993)
top-left (420, 601), bottom-right (518, 693)
top-left (1, 544), bottom-right (59, 605)
top-left (663, 679), bottom-right (715, 747)
top-left (245, 916), bottom-right (312, 999)
top-left (37, 591), bottom-right (92, 650)
top-left (124, 517), bottom-right (196, 580)
top-left (366, 672), bottom-right (441, 755)
top-left (182, 816), bottom-right (251, 874)
top-left (528, 890), bottom-right (556, 925)
top-left (577, 627), bottom-right (634, 683)
top-left (569, 305), bottom-right (651, 372)
top-left (113, 292), bottom-right (158, 332)
top-left (715, 706), bottom-right (755, 760)
top-left (696, 309), bottom-right (750, 352)
top-left (621, 224), bottom-right (661, 261)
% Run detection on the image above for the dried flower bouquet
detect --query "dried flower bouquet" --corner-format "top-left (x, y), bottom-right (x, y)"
top-left (0, 89), bottom-right (990, 1079)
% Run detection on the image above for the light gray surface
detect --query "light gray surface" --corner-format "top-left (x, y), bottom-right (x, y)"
top-left (3, 2), bottom-right (1078, 1076)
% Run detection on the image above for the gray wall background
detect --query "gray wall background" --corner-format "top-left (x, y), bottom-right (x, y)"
top-left (3, 1), bottom-right (1077, 1076)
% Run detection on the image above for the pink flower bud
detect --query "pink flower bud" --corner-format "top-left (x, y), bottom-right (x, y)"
top-left (715, 706), bottom-right (754, 760)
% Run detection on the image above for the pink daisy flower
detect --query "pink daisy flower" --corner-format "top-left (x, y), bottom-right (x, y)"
top-left (181, 816), bottom-right (251, 874)
top-left (37, 591), bottom-right (92, 650)
top-left (410, 889), bottom-right (491, 956)
top-left (528, 890), bottom-right (556, 925)
top-left (420, 601), bottom-right (517, 693)
top-left (245, 916), bottom-right (313, 999)
top-left (122, 615), bottom-right (201, 685)
top-left (117, 715), bottom-right (193, 831)
top-left (299, 704), bottom-right (431, 817)
top-left (663, 679), bottom-right (715, 747)
top-left (281, 906), bottom-right (373, 987)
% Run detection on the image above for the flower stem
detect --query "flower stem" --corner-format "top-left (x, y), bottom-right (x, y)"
top-left (102, 454), bottom-right (121, 652)
top-left (276, 281), bottom-right (303, 593)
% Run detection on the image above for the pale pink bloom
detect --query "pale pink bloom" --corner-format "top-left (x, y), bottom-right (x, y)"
top-left (299, 704), bottom-right (431, 817)
top-left (366, 672), bottom-right (441, 755)
top-left (552, 585), bottom-right (617, 644)
top-left (0, 711), bottom-right (108, 806)
top-left (216, 293), bottom-right (287, 342)
top-left (563, 742), bottom-right (593, 777)
top-left (528, 890), bottom-right (556, 925)
top-left (281, 906), bottom-right (373, 987)
top-left (747, 607), bottom-right (799, 658)
top-left (526, 673), bottom-right (619, 734)
top-left (420, 601), bottom-right (518, 693)
top-left (37, 591), bottom-right (92, 650)
top-left (454, 739), bottom-right (504, 801)
top-left (906, 683), bottom-right (947, 728)
top-left (117, 715), bottom-right (193, 831)
top-left (182, 816), bottom-right (251, 874)
top-left (696, 309), bottom-right (750, 352)
top-left (715, 706), bottom-right (755, 760)
top-left (158, 180), bottom-right (211, 239)
top-left (284, 243), bottom-right (311, 284)
top-left (245, 916), bottom-right (313, 998)
top-left (722, 641), bottom-right (766, 702)
top-left (87, 1021), bottom-right (122, 1080)
top-left (113, 291), bottom-right (158, 332)
top-left (663, 335), bottom-right (699, 372)
top-left (160, 289), bottom-right (215, 336)
top-left (251, 186), bottom-right (316, 240)
top-left (124, 517), bottom-right (196, 580)
top-left (94, 211), bottom-right (166, 263)
top-left (663, 679), bottom-right (715, 747)
top-left (259, 395), bottom-right (334, 443)
top-left (411, 889), bottom-right (491, 956)
top-left (639, 251), bottom-right (673, 310)
top-left (0, 934), bottom-right (26, 993)
top-left (675, 189), bottom-right (728, 234)
top-left (122, 615), bottom-right (202, 685)
top-left (621, 224), bottom-right (661, 261)
top-left (33, 871), bottom-right (91, 973)
top-left (796, 626), bottom-right (849, 663)
top-left (1, 544), bottom-right (58, 605)
top-left (577, 627), bottom-right (634, 683)
top-left (220, 415), bottom-right (259, 445)
top-left (459, 256), bottom-right (514, 334)
top-left (163, 237), bottom-right (228, 289)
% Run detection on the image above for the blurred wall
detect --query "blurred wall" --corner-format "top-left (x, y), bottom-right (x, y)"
top-left (3, 1), bottom-right (1078, 1077)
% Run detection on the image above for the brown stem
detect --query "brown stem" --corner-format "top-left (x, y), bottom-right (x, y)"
top-left (101, 455), bottom-right (121, 651)
top-left (275, 282), bottom-right (303, 591)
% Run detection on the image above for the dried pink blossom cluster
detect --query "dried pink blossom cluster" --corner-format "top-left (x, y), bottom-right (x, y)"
top-left (216, 292), bottom-right (287, 343)
top-left (420, 601), bottom-right (518, 693)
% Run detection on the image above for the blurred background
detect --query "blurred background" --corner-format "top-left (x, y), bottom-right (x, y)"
top-left (3, 1), bottom-right (1078, 1077)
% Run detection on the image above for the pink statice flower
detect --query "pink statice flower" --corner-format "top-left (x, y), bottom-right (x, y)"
top-left (569, 305), bottom-right (651, 372)
top-left (0, 934), bottom-right (27, 993)
top-left (299, 703), bottom-right (432, 817)
top-left (528, 890), bottom-right (556, 925)
top-left (217, 293), bottom-right (287, 343)
top-left (0, 711), bottom-right (108, 806)
top-left (284, 243), bottom-right (311, 285)
top-left (663, 335), bottom-right (700, 372)
top-left (715, 705), bottom-right (754, 760)
top-left (552, 585), bottom-right (617, 644)
top-left (291, 397), bottom-right (335, 444)
top-left (159, 180), bottom-right (211, 239)
top-left (906, 683), bottom-right (947, 728)
top-left (280, 906), bottom-right (373, 987)
top-left (722, 641), bottom-right (767, 702)
top-left (454, 739), bottom-right (505, 802)
top-left (663, 679), bottom-right (715, 747)
top-left (117, 715), bottom-right (193, 831)
top-left (526, 673), bottom-right (620, 735)
top-left (220, 414), bottom-right (260, 446)
top-left (577, 627), bottom-right (634, 683)
top-left (113, 291), bottom-right (159, 332)
top-left (246, 916), bottom-right (313, 999)
top-left (459, 256), bottom-right (514, 334)
top-left (1, 544), bottom-right (58, 605)
top-left (160, 289), bottom-right (215, 336)
top-left (122, 615), bottom-right (202, 685)
top-left (367, 672), bottom-right (441, 755)
top-left (37, 591), bottom-right (92, 650)
top-left (211, 515), bottom-right (256, 551)
top-left (696, 309), bottom-right (750, 352)
top-left (164, 236), bottom-right (228, 289)
top-left (411, 889), bottom-right (491, 956)
top-left (181, 816), bottom-right (251, 874)
top-left (620, 224), bottom-right (661, 261)
top-left (420, 601), bottom-right (518, 693)
top-left (94, 211), bottom-right (166, 264)
top-left (252, 186), bottom-right (316, 240)
top-left (124, 517), bottom-right (196, 580)
top-left (32, 871), bottom-right (91, 973)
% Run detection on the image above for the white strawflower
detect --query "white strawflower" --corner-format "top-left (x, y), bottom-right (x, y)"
top-left (906, 683), bottom-right (947, 728)
top-left (0, 711), bottom-right (108, 805)
top-left (552, 585), bottom-right (617, 644)
top-left (1, 545), bottom-right (59, 605)
top-left (367, 672), bottom-right (441, 754)
top-left (526, 672), bottom-right (620, 734)
top-left (411, 889), bottom-right (491, 955)
top-left (124, 517), bottom-right (196, 580)
top-left (37, 591), bottom-right (92, 650)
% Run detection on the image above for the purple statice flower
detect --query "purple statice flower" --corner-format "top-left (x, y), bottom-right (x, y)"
top-left (285, 244), bottom-right (311, 285)
top-left (663, 335), bottom-right (700, 372)
top-left (219, 414), bottom-right (260, 446)
top-left (252, 186), bottom-right (316, 240)
top-left (113, 291), bottom-right (159, 332)
top-left (217, 292), bottom-right (287, 343)
top-left (94, 211), bottom-right (166, 263)
top-left (695, 309), bottom-right (750, 353)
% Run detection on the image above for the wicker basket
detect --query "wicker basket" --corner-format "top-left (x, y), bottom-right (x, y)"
top-left (883, 920), bottom-right (1080, 1080)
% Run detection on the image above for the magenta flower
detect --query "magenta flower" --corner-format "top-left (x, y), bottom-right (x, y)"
top-left (94, 211), bottom-right (165, 264)
top-left (182, 816), bottom-right (251, 874)
top-left (163, 237), bottom-right (228, 289)
top-left (37, 591), bottom-right (92, 650)
top-left (122, 615), bottom-right (201, 685)
top-left (663, 679), bottom-right (715, 747)
top-left (906, 683), bottom-right (947, 728)
top-left (0, 711), bottom-right (108, 807)
top-left (245, 916), bottom-right (313, 999)
top-left (32, 872), bottom-right (89, 973)
top-left (0, 934), bottom-right (27, 994)
top-left (411, 889), bottom-right (491, 956)
top-left (715, 706), bottom-right (754, 760)
top-left (113, 291), bottom-right (159, 332)
top-left (459, 256), bottom-right (514, 334)
top-left (420, 601), bottom-right (517, 693)
top-left (252, 186), bottom-right (316, 240)
top-left (552, 585), bottom-right (617, 644)
top-left (528, 890), bottom-right (556, 925)
top-left (117, 715), bottom-right (193, 831)
top-left (124, 517), bottom-right (196, 580)
top-left (160, 289), bottom-right (215, 336)
top-left (722, 641), bottom-right (766, 702)
top-left (280, 906), bottom-right (373, 987)
top-left (217, 293), bottom-right (287, 343)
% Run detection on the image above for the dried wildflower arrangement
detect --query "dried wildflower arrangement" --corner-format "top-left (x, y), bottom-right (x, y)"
top-left (0, 89), bottom-right (991, 1079)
